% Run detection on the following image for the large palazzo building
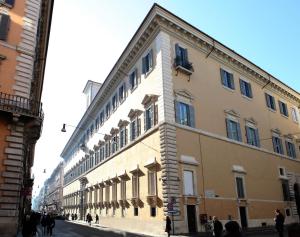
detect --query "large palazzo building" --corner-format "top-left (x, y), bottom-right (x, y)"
top-left (61, 4), bottom-right (300, 235)
top-left (0, 0), bottom-right (53, 236)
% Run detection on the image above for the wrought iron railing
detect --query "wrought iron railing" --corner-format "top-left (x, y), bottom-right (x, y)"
top-left (0, 92), bottom-right (44, 119)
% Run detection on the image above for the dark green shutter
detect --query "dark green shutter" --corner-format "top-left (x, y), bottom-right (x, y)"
top-left (225, 119), bottom-right (231, 139)
top-left (245, 126), bottom-right (250, 144)
top-left (142, 57), bottom-right (146, 74)
top-left (175, 101), bottom-right (181, 124)
top-left (189, 105), bottom-right (195, 128)
top-left (220, 69), bottom-right (226, 86)
top-left (149, 49), bottom-right (153, 69)
top-left (272, 137), bottom-right (277, 152)
top-left (175, 43), bottom-right (181, 66)
top-left (248, 83), bottom-right (253, 98)
top-left (229, 73), bottom-right (235, 89)
top-left (0, 14), bottom-right (10, 41)
top-left (255, 128), bottom-right (260, 147)
top-left (237, 122), bottom-right (242, 142)
top-left (240, 79), bottom-right (246, 96)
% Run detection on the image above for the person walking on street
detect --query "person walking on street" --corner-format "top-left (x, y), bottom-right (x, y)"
top-left (95, 214), bottom-right (99, 224)
top-left (224, 220), bottom-right (242, 237)
top-left (46, 214), bottom-right (55, 236)
top-left (22, 213), bottom-right (33, 237)
top-left (165, 215), bottom-right (171, 237)
top-left (274, 209), bottom-right (285, 237)
top-left (41, 213), bottom-right (47, 235)
top-left (212, 216), bottom-right (223, 237)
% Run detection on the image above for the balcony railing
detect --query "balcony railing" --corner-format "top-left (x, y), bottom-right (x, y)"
top-left (0, 92), bottom-right (44, 119)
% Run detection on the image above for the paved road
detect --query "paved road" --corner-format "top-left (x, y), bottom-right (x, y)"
top-left (28, 220), bottom-right (282, 237)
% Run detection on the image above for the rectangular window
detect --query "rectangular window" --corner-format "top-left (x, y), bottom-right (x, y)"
top-left (105, 142), bottom-right (110, 158)
top-left (100, 111), bottom-right (104, 125)
top-left (119, 127), bottom-right (127, 148)
top-left (1, 0), bottom-right (15, 7)
top-left (94, 188), bottom-right (98, 204)
top-left (183, 170), bottom-right (194, 195)
top-left (112, 183), bottom-right (117, 201)
top-left (119, 83), bottom-right (125, 102)
top-left (111, 135), bottom-right (118, 154)
top-left (105, 186), bottom-right (110, 202)
top-left (265, 93), bottom-right (276, 110)
top-left (99, 187), bottom-right (103, 203)
top-left (175, 43), bottom-right (192, 70)
top-left (286, 141), bottom-right (296, 158)
top-left (95, 118), bottom-right (100, 130)
top-left (106, 103), bottom-right (111, 118)
top-left (239, 79), bottom-right (252, 98)
top-left (279, 101), bottom-right (289, 117)
top-left (142, 49), bottom-right (153, 75)
top-left (0, 13), bottom-right (10, 41)
top-left (134, 207), bottom-right (139, 216)
top-left (150, 207), bottom-right (156, 217)
top-left (100, 146), bottom-right (104, 161)
top-left (112, 93), bottom-right (118, 110)
top-left (148, 170), bottom-right (156, 196)
top-left (226, 119), bottom-right (242, 141)
top-left (281, 180), bottom-right (291, 201)
top-left (175, 101), bottom-right (195, 127)
top-left (121, 180), bottom-right (126, 200)
top-left (272, 136), bottom-right (284, 154)
top-left (236, 177), bottom-right (245, 199)
top-left (291, 107), bottom-right (299, 123)
top-left (220, 69), bottom-right (235, 90)
top-left (145, 105), bottom-right (154, 131)
top-left (246, 126), bottom-right (260, 147)
top-left (130, 70), bottom-right (137, 90)
top-left (130, 119), bottom-right (139, 141)
top-left (132, 175), bottom-right (139, 198)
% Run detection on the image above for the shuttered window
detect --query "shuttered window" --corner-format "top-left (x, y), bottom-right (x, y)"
top-left (130, 69), bottom-right (137, 90)
top-left (119, 83), bottom-right (125, 102)
top-left (0, 13), bottom-right (10, 41)
top-left (220, 68), bottom-right (235, 90)
top-left (0, 0), bottom-right (15, 7)
top-left (130, 118), bottom-right (140, 141)
top-left (226, 119), bottom-right (242, 142)
top-left (286, 141), bottom-right (296, 158)
top-left (282, 180), bottom-right (291, 201)
top-left (175, 43), bottom-right (192, 70)
top-left (183, 170), bottom-right (194, 195)
top-left (236, 177), bottom-right (245, 199)
top-left (279, 101), bottom-right (289, 117)
top-left (239, 79), bottom-right (253, 98)
top-left (265, 93), bottom-right (276, 110)
top-left (245, 126), bottom-right (260, 147)
top-left (119, 127), bottom-right (127, 148)
top-left (175, 101), bottom-right (195, 127)
top-left (148, 170), bottom-right (156, 196)
top-left (142, 49), bottom-right (153, 75)
top-left (132, 175), bottom-right (139, 198)
top-left (121, 180), bottom-right (126, 200)
top-left (272, 136), bottom-right (284, 154)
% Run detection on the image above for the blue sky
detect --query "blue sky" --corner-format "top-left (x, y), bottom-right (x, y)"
top-left (32, 0), bottom-right (300, 196)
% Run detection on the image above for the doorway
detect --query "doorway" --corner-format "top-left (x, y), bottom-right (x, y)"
top-left (239, 206), bottom-right (248, 229)
top-left (187, 205), bottom-right (197, 233)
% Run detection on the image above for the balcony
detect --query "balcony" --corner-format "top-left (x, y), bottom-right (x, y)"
top-left (174, 57), bottom-right (194, 76)
top-left (0, 92), bottom-right (44, 119)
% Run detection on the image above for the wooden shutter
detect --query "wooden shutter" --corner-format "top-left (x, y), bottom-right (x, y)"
top-left (237, 122), bottom-right (242, 142)
top-left (189, 105), bottom-right (195, 128)
top-left (150, 104), bottom-right (154, 128)
top-left (255, 128), bottom-right (260, 147)
top-left (125, 128), bottom-right (128, 145)
top-left (0, 14), bottom-right (10, 41)
top-left (142, 56), bottom-right (146, 74)
top-left (272, 137), bottom-right (277, 152)
top-left (220, 68), bottom-right (226, 86)
top-left (144, 111), bottom-right (147, 131)
top-left (154, 104), bottom-right (158, 125)
top-left (175, 101), bottom-right (181, 124)
top-left (245, 126), bottom-right (250, 144)
top-left (229, 73), bottom-right (235, 89)
top-left (149, 49), bottom-right (153, 69)
top-left (137, 118), bottom-right (141, 136)
top-left (175, 43), bottom-right (181, 66)
top-left (240, 79), bottom-right (246, 95)
top-left (279, 138), bottom-right (283, 154)
top-left (183, 48), bottom-right (188, 65)
top-left (279, 101), bottom-right (283, 114)
top-left (265, 93), bottom-right (270, 108)
top-left (225, 118), bottom-right (232, 139)
top-left (248, 83), bottom-right (253, 98)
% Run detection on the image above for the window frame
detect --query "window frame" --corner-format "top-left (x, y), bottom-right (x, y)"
top-left (129, 69), bottom-right (138, 91)
top-left (239, 79), bottom-right (253, 98)
top-left (226, 118), bottom-right (242, 142)
top-left (142, 49), bottom-right (153, 76)
top-left (278, 100), bottom-right (289, 117)
top-left (245, 125), bottom-right (260, 147)
top-left (285, 140), bottom-right (296, 158)
top-left (272, 135), bottom-right (284, 154)
top-left (291, 107), bottom-right (299, 123)
top-left (112, 93), bottom-right (118, 111)
top-left (235, 176), bottom-right (246, 199)
top-left (265, 93), bottom-right (276, 111)
top-left (183, 170), bottom-right (195, 196)
top-left (220, 68), bottom-right (235, 90)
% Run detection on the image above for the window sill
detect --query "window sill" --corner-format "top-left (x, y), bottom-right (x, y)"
top-left (144, 67), bottom-right (154, 79)
top-left (130, 86), bottom-right (137, 93)
top-left (0, 3), bottom-right (13, 8)
top-left (222, 85), bottom-right (235, 93)
top-left (175, 65), bottom-right (193, 76)
top-left (241, 94), bottom-right (253, 101)
top-left (267, 107), bottom-right (276, 113)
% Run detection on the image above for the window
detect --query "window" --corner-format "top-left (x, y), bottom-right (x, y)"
top-left (148, 170), bottom-right (156, 196)
top-left (111, 135), bottom-right (118, 154)
top-left (175, 101), bottom-right (195, 127)
top-left (100, 111), bottom-right (104, 125)
top-left (134, 207), bottom-right (139, 216)
top-left (279, 101), bottom-right (289, 117)
top-left (132, 174), bottom-right (139, 198)
top-left (281, 180), bottom-right (291, 201)
top-left (95, 118), bottom-right (100, 130)
top-left (106, 102), bottom-right (111, 118)
top-left (279, 167), bottom-right (285, 177)
top-left (130, 118), bottom-right (140, 141)
top-left (272, 136), bottom-right (284, 154)
top-left (112, 93), bottom-right (118, 110)
top-left (0, 0), bottom-right (15, 7)
top-left (105, 141), bottom-right (110, 158)
top-left (183, 170), bottom-right (194, 195)
top-left (265, 93), bottom-right (276, 110)
top-left (236, 177), bottom-right (245, 199)
top-left (286, 141), bottom-right (296, 158)
top-left (291, 107), bottom-right (299, 123)
top-left (100, 145), bottom-right (104, 161)
top-left (150, 207), bottom-right (156, 217)
top-left (239, 79), bottom-right (252, 98)
top-left (220, 69), bottom-right (234, 90)
top-left (226, 119), bottom-right (242, 142)
top-left (129, 69), bottom-right (138, 90)
top-left (142, 49), bottom-right (153, 75)
top-left (119, 83), bottom-right (125, 102)
top-left (145, 105), bottom-right (154, 131)
top-left (94, 188), bottom-right (98, 204)
top-left (105, 186), bottom-right (110, 202)
top-left (175, 44), bottom-right (192, 70)
top-left (121, 180), bottom-right (126, 200)
top-left (119, 127), bottom-right (127, 148)
top-left (0, 13), bottom-right (10, 41)
top-left (112, 183), bottom-right (117, 201)
top-left (245, 126), bottom-right (260, 147)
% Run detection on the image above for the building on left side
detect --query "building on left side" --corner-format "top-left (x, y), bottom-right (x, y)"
top-left (0, 0), bottom-right (53, 236)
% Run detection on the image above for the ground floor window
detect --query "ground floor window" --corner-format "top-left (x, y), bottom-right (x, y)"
top-left (150, 207), bottom-right (156, 217)
top-left (134, 207), bottom-right (139, 216)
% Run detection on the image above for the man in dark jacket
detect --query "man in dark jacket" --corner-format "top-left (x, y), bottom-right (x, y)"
top-left (46, 214), bottom-right (55, 236)
top-left (212, 216), bottom-right (223, 237)
top-left (274, 209), bottom-right (285, 237)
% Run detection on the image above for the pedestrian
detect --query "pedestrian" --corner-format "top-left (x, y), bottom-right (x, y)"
top-left (224, 220), bottom-right (242, 237)
top-left (46, 214), bottom-right (55, 236)
top-left (274, 209), bottom-right (285, 237)
top-left (22, 213), bottom-right (33, 237)
top-left (71, 213), bottom-right (74, 220)
top-left (86, 213), bottom-right (89, 222)
top-left (95, 214), bottom-right (99, 224)
top-left (41, 213), bottom-right (47, 235)
top-left (165, 215), bottom-right (171, 237)
top-left (212, 216), bottom-right (223, 237)
top-left (87, 213), bottom-right (93, 226)
top-left (75, 213), bottom-right (78, 220)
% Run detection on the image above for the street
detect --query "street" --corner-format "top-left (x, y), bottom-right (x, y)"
top-left (25, 220), bottom-right (283, 237)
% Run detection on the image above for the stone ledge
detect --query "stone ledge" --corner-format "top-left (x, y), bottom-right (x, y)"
top-left (0, 184), bottom-right (21, 191)
top-left (4, 148), bottom-right (23, 156)
top-left (2, 191), bottom-right (19, 197)
top-left (3, 160), bottom-right (22, 167)
top-left (2, 172), bottom-right (21, 179)
top-left (0, 197), bottom-right (18, 204)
